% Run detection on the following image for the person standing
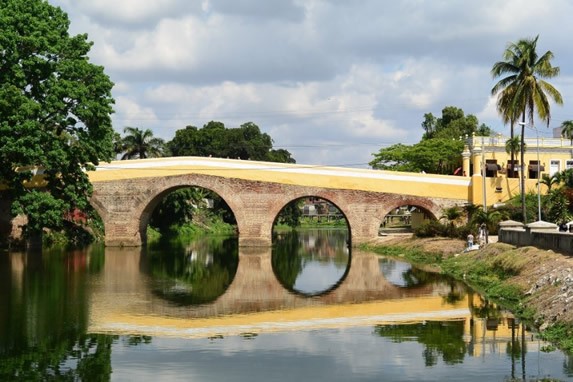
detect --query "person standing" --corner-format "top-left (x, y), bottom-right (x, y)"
top-left (478, 224), bottom-right (486, 246)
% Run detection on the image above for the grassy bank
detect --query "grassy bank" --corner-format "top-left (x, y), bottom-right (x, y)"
top-left (361, 237), bottom-right (573, 353)
top-left (147, 214), bottom-right (236, 243)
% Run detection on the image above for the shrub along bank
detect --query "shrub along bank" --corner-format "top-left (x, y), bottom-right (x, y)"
top-left (361, 236), bottom-right (573, 353)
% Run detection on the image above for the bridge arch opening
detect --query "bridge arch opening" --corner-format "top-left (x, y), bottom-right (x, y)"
top-left (140, 185), bottom-right (237, 242)
top-left (271, 196), bottom-right (351, 297)
top-left (379, 204), bottom-right (436, 236)
top-left (136, 185), bottom-right (240, 305)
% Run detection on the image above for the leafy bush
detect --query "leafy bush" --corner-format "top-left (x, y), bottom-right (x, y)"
top-left (414, 220), bottom-right (472, 240)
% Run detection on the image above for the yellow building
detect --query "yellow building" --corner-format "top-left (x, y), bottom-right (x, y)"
top-left (463, 133), bottom-right (573, 207)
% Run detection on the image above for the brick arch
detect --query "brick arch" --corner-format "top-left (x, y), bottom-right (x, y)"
top-left (372, 196), bottom-right (445, 235)
top-left (270, 193), bottom-right (351, 231)
top-left (90, 172), bottom-right (464, 247)
top-left (90, 174), bottom-right (249, 246)
top-left (381, 197), bottom-right (442, 220)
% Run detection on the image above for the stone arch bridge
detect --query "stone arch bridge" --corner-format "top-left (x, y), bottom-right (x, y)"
top-left (88, 157), bottom-right (470, 247)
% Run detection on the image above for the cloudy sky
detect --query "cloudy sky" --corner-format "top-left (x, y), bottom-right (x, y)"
top-left (50, 0), bottom-right (573, 168)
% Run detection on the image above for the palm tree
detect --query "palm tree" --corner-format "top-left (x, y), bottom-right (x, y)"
top-left (440, 206), bottom-right (463, 227)
top-left (471, 208), bottom-right (503, 244)
top-left (121, 126), bottom-right (165, 160)
top-left (491, 35), bottom-right (563, 223)
top-left (560, 120), bottom-right (573, 144)
top-left (504, 136), bottom-right (524, 177)
top-left (556, 168), bottom-right (573, 189)
top-left (539, 173), bottom-right (560, 192)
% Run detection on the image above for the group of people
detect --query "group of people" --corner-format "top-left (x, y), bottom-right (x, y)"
top-left (467, 224), bottom-right (487, 250)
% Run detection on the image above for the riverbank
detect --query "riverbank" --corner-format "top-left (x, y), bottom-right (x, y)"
top-left (363, 233), bottom-right (573, 351)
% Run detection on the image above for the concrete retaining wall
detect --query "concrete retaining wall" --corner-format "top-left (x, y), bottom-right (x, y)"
top-left (499, 227), bottom-right (573, 256)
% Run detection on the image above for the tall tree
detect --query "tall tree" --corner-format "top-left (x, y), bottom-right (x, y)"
top-left (0, 0), bottom-right (115, 237)
top-left (421, 106), bottom-right (492, 141)
top-left (560, 120), bottom-right (573, 144)
top-left (491, 35), bottom-right (563, 223)
top-left (370, 138), bottom-right (464, 174)
top-left (120, 127), bottom-right (165, 160)
top-left (167, 121), bottom-right (295, 163)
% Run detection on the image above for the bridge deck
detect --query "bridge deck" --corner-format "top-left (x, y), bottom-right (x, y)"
top-left (90, 157), bottom-right (470, 200)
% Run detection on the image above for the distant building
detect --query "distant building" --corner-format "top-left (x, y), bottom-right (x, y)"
top-left (461, 133), bottom-right (573, 207)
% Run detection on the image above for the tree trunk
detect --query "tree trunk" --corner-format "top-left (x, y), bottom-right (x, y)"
top-left (510, 121), bottom-right (515, 178)
top-left (520, 115), bottom-right (527, 224)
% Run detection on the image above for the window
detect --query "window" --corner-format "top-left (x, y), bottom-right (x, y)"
top-left (506, 160), bottom-right (519, 178)
top-left (528, 160), bottom-right (544, 179)
top-left (485, 160), bottom-right (500, 177)
top-left (550, 160), bottom-right (560, 176)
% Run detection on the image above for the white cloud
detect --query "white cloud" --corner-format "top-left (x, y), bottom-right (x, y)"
top-left (49, 0), bottom-right (573, 167)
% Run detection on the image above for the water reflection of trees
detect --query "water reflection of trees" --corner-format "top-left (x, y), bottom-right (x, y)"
top-left (379, 257), bottom-right (445, 287)
top-left (146, 235), bottom-right (239, 305)
top-left (374, 321), bottom-right (467, 366)
top-left (272, 229), bottom-right (349, 291)
top-left (0, 246), bottom-right (112, 379)
top-left (272, 230), bottom-right (303, 288)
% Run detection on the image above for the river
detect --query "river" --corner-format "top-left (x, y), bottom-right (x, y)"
top-left (1, 228), bottom-right (572, 381)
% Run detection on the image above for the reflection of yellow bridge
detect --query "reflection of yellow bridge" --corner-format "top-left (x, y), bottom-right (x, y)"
top-left (4, 246), bottom-right (535, 363)
top-left (87, 247), bottom-right (526, 357)
top-left (87, 157), bottom-right (473, 246)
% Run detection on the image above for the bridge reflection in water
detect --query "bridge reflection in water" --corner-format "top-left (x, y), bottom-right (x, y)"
top-left (88, 247), bottom-right (522, 357)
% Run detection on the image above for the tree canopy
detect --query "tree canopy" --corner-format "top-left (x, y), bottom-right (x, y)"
top-left (421, 106), bottom-right (492, 140)
top-left (370, 106), bottom-right (490, 174)
top-left (0, 0), bottom-right (115, 235)
top-left (167, 121), bottom-right (295, 163)
top-left (369, 138), bottom-right (464, 174)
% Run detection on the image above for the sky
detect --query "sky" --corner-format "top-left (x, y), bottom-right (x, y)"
top-left (50, 0), bottom-right (573, 168)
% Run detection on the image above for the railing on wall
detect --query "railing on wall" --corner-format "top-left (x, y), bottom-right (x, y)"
top-left (468, 134), bottom-right (573, 150)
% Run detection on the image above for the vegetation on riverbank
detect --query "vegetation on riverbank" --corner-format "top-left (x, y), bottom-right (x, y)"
top-left (361, 236), bottom-right (573, 353)
top-left (147, 208), bottom-right (236, 243)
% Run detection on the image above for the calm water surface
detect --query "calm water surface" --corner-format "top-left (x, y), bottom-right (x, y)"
top-left (1, 229), bottom-right (572, 381)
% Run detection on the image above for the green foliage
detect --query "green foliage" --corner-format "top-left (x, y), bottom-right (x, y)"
top-left (370, 138), bottom-right (464, 174)
top-left (392, 105), bottom-right (495, 175)
top-left (120, 126), bottom-right (165, 159)
top-left (491, 35), bottom-right (562, 128)
top-left (538, 323), bottom-right (573, 353)
top-left (374, 321), bottom-right (467, 366)
top-left (364, 243), bottom-right (444, 265)
top-left (275, 200), bottom-right (303, 229)
top-left (539, 173), bottom-right (560, 192)
top-left (0, 0), bottom-right (115, 235)
top-left (556, 168), bottom-right (573, 188)
top-left (421, 106), bottom-right (493, 141)
top-left (560, 120), bottom-right (573, 144)
top-left (147, 235), bottom-right (239, 305)
top-left (167, 121), bottom-right (295, 163)
top-left (272, 230), bottom-right (304, 288)
top-left (504, 136), bottom-right (522, 155)
top-left (470, 208), bottom-right (504, 234)
top-left (149, 188), bottom-right (205, 232)
top-left (440, 206), bottom-right (463, 226)
top-left (497, 192), bottom-right (543, 223)
top-left (414, 220), bottom-right (471, 241)
top-left (492, 35), bottom-right (562, 223)
top-left (545, 188), bottom-right (571, 224)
